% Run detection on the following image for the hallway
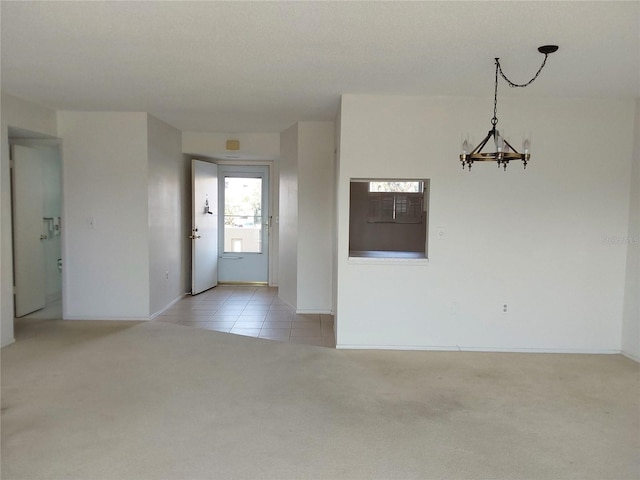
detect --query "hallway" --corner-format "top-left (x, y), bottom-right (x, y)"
top-left (154, 285), bottom-right (335, 348)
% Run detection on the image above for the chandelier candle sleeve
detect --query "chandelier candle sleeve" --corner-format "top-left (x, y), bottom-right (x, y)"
top-left (460, 45), bottom-right (557, 171)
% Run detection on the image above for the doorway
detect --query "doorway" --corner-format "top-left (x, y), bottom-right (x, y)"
top-left (9, 138), bottom-right (62, 318)
top-left (217, 165), bottom-right (270, 284)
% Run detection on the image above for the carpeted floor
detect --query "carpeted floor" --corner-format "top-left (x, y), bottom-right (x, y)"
top-left (2, 319), bottom-right (639, 479)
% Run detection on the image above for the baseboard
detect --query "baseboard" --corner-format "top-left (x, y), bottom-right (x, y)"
top-left (64, 293), bottom-right (189, 322)
top-left (1, 337), bottom-right (16, 348)
top-left (63, 316), bottom-right (149, 321)
top-left (296, 309), bottom-right (333, 315)
top-left (336, 344), bottom-right (622, 355)
top-left (149, 293), bottom-right (188, 320)
top-left (457, 346), bottom-right (621, 355)
top-left (337, 344), bottom-right (458, 351)
top-left (621, 350), bottom-right (640, 363)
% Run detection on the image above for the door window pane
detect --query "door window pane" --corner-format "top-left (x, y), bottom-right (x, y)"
top-left (223, 177), bottom-right (262, 253)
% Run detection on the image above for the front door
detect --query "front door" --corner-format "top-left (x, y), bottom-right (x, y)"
top-left (191, 160), bottom-right (218, 295)
top-left (217, 165), bottom-right (269, 284)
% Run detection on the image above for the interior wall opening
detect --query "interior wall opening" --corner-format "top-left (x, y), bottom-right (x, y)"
top-left (349, 178), bottom-right (429, 259)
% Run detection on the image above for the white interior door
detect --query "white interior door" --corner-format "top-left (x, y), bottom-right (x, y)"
top-left (218, 165), bottom-right (269, 283)
top-left (191, 160), bottom-right (218, 295)
top-left (12, 145), bottom-right (46, 316)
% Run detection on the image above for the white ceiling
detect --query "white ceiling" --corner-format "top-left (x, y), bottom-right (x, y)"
top-left (2, 1), bottom-right (638, 133)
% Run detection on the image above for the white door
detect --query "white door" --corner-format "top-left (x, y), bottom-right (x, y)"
top-left (12, 145), bottom-right (47, 316)
top-left (218, 165), bottom-right (269, 283)
top-left (191, 160), bottom-right (218, 295)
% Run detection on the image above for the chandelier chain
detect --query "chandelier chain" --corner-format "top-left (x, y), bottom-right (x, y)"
top-left (492, 60), bottom-right (499, 125)
top-left (497, 54), bottom-right (550, 88)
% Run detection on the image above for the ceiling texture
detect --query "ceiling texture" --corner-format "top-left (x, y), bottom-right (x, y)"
top-left (1, 1), bottom-right (638, 133)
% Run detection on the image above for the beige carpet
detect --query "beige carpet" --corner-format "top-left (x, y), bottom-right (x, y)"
top-left (2, 319), bottom-right (639, 479)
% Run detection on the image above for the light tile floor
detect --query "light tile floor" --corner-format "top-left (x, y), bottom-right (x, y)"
top-left (154, 286), bottom-right (336, 348)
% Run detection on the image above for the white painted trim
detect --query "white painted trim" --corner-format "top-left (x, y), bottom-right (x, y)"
top-left (622, 351), bottom-right (640, 363)
top-left (336, 344), bottom-right (622, 355)
top-left (63, 316), bottom-right (149, 321)
top-left (9, 138), bottom-right (61, 147)
top-left (1, 338), bottom-right (16, 348)
top-left (337, 344), bottom-right (459, 351)
top-left (457, 347), bottom-right (621, 355)
top-left (149, 293), bottom-right (188, 319)
top-left (296, 309), bottom-right (332, 315)
top-left (347, 257), bottom-right (429, 266)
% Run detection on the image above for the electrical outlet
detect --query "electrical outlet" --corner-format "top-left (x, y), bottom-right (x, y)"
top-left (165, 271), bottom-right (169, 280)
top-left (502, 303), bottom-right (508, 313)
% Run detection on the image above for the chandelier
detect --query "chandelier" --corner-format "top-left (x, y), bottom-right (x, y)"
top-left (460, 45), bottom-right (558, 171)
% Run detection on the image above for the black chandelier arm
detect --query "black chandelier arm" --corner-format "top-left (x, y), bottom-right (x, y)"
top-left (502, 137), bottom-right (519, 153)
top-left (497, 53), bottom-right (550, 88)
top-left (471, 130), bottom-right (494, 155)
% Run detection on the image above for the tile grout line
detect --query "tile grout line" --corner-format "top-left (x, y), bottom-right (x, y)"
top-left (159, 285), bottom-right (334, 347)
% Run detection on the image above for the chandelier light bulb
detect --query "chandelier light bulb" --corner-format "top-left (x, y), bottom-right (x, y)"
top-left (495, 130), bottom-right (503, 153)
top-left (462, 139), bottom-right (469, 155)
top-left (523, 138), bottom-right (530, 154)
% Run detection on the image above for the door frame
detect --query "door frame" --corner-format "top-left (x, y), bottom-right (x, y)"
top-left (9, 136), bottom-right (64, 318)
top-left (215, 160), bottom-right (276, 286)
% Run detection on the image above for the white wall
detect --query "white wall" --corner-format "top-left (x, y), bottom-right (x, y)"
top-left (622, 99), bottom-right (640, 361)
top-left (182, 132), bottom-right (280, 160)
top-left (336, 94), bottom-right (635, 353)
top-left (58, 112), bottom-right (151, 320)
top-left (297, 122), bottom-right (334, 313)
top-left (1, 93), bottom-right (58, 347)
top-left (333, 105), bottom-right (342, 317)
top-left (278, 122), bottom-right (335, 312)
top-left (148, 115), bottom-right (185, 315)
top-left (270, 160), bottom-right (280, 287)
top-left (278, 124), bottom-right (298, 307)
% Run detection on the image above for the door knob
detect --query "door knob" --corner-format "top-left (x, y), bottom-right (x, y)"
top-left (189, 234), bottom-right (201, 239)
top-left (40, 234), bottom-right (47, 240)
